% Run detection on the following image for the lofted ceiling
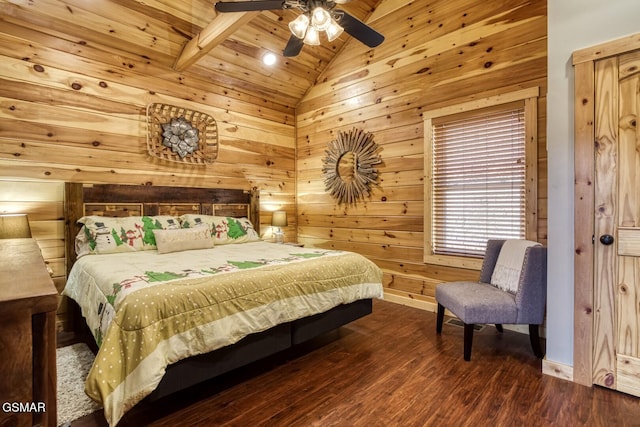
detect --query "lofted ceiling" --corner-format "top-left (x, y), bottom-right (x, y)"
top-left (0, 0), bottom-right (381, 116)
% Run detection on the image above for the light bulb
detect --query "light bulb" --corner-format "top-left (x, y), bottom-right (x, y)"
top-left (311, 7), bottom-right (331, 31)
top-left (289, 14), bottom-right (309, 39)
top-left (262, 52), bottom-right (277, 66)
top-left (325, 19), bottom-right (344, 42)
top-left (303, 26), bottom-right (320, 45)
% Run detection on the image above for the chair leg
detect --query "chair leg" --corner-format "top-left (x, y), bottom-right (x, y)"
top-left (529, 324), bottom-right (544, 358)
top-left (436, 303), bottom-right (444, 334)
top-left (495, 324), bottom-right (504, 333)
top-left (463, 323), bottom-right (474, 361)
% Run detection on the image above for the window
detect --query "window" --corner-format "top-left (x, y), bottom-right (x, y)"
top-left (423, 88), bottom-right (538, 268)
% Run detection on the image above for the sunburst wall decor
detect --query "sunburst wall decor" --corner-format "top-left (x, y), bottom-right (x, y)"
top-left (322, 128), bottom-right (382, 205)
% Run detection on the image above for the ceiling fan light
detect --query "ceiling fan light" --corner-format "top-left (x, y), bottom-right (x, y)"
top-left (325, 19), bottom-right (344, 42)
top-left (289, 14), bottom-right (309, 39)
top-left (303, 26), bottom-right (321, 46)
top-left (311, 7), bottom-right (331, 31)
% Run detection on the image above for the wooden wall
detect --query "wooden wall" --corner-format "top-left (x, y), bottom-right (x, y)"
top-left (0, 11), bottom-right (296, 331)
top-left (296, 0), bottom-right (548, 309)
top-left (0, 16), bottom-right (296, 236)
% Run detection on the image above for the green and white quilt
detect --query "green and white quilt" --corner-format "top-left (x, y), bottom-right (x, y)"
top-left (63, 241), bottom-right (383, 426)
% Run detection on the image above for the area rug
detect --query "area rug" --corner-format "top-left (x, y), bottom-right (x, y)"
top-left (57, 343), bottom-right (102, 426)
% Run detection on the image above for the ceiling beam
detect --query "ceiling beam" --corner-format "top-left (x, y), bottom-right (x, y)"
top-left (173, 11), bottom-right (259, 71)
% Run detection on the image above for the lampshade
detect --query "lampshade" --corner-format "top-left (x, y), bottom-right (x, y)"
top-left (325, 20), bottom-right (344, 42)
top-left (311, 7), bottom-right (332, 31)
top-left (271, 211), bottom-right (288, 227)
top-left (0, 214), bottom-right (32, 239)
top-left (303, 26), bottom-right (320, 45)
top-left (289, 14), bottom-right (309, 39)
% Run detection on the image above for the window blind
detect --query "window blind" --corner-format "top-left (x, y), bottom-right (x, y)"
top-left (431, 107), bottom-right (526, 257)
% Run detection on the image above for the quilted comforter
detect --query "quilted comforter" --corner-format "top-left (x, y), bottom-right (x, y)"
top-left (63, 241), bottom-right (383, 425)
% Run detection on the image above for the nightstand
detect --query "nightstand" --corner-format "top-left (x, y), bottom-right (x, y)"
top-left (0, 239), bottom-right (58, 427)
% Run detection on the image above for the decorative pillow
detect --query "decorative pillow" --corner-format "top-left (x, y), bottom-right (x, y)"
top-left (490, 240), bottom-right (542, 294)
top-left (153, 227), bottom-right (214, 254)
top-left (77, 215), bottom-right (181, 254)
top-left (179, 214), bottom-right (260, 245)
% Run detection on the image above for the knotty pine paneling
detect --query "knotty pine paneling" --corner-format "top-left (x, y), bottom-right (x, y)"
top-left (0, 19), bottom-right (297, 235)
top-left (0, 3), bottom-right (297, 332)
top-left (296, 0), bottom-right (548, 309)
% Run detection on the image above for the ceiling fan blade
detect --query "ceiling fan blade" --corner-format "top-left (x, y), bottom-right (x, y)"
top-left (335, 10), bottom-right (384, 48)
top-left (215, 1), bottom-right (284, 13)
top-left (283, 35), bottom-right (304, 57)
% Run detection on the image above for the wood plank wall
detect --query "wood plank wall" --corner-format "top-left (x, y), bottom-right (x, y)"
top-left (0, 45), bottom-right (296, 236)
top-left (0, 8), bottom-right (296, 330)
top-left (295, 0), bottom-right (548, 309)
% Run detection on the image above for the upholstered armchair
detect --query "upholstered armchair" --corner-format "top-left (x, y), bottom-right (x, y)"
top-left (435, 239), bottom-right (547, 361)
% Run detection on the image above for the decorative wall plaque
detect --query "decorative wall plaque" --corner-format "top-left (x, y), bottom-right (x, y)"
top-left (322, 128), bottom-right (382, 205)
top-left (146, 103), bottom-right (218, 165)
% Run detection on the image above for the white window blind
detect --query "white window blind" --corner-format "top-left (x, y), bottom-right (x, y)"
top-left (431, 107), bottom-right (526, 257)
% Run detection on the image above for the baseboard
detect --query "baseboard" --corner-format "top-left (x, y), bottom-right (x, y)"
top-left (542, 359), bottom-right (574, 381)
top-left (382, 292), bottom-right (437, 312)
top-left (506, 324), bottom-right (533, 335)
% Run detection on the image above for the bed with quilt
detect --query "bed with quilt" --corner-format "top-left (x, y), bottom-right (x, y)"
top-left (62, 183), bottom-right (383, 426)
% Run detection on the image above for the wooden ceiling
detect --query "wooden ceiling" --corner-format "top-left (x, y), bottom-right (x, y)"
top-left (1, 0), bottom-right (381, 116)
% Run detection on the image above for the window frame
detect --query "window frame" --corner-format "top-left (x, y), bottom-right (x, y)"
top-left (423, 87), bottom-right (539, 269)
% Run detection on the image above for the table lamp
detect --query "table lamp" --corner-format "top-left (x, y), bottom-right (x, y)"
top-left (271, 211), bottom-right (288, 244)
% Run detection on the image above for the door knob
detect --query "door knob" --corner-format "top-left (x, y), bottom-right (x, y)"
top-left (599, 234), bottom-right (614, 245)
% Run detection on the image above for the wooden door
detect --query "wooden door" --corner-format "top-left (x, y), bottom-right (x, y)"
top-left (593, 48), bottom-right (640, 396)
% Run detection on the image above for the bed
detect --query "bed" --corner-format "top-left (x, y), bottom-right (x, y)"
top-left (62, 183), bottom-right (383, 426)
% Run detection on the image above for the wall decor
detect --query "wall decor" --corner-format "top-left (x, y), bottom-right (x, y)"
top-left (322, 128), bottom-right (382, 205)
top-left (146, 103), bottom-right (218, 165)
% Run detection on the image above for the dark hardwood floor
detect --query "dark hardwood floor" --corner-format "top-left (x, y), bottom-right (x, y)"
top-left (74, 299), bottom-right (639, 427)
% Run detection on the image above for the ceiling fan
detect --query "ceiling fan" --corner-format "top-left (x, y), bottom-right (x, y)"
top-left (214, 0), bottom-right (384, 57)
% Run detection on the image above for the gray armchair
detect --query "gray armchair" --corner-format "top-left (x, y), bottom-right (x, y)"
top-left (435, 239), bottom-right (547, 361)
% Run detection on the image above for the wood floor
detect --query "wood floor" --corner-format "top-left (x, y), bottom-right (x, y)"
top-left (74, 299), bottom-right (638, 427)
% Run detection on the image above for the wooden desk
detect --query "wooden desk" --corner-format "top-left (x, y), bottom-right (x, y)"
top-left (0, 239), bottom-right (57, 427)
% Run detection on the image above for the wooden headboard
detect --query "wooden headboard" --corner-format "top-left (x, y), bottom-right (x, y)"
top-left (64, 183), bottom-right (260, 274)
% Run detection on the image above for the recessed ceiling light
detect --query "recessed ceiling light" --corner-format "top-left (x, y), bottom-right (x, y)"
top-left (262, 52), bottom-right (277, 66)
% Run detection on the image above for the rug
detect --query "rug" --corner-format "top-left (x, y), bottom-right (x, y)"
top-left (57, 343), bottom-right (102, 426)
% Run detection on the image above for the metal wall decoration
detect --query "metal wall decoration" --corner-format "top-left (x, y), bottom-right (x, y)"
top-left (322, 128), bottom-right (382, 205)
top-left (146, 103), bottom-right (218, 165)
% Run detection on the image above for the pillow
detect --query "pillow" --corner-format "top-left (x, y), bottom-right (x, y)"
top-left (77, 215), bottom-right (181, 254)
top-left (153, 227), bottom-right (214, 254)
top-left (490, 240), bottom-right (542, 294)
top-left (74, 227), bottom-right (92, 258)
top-left (179, 214), bottom-right (260, 245)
